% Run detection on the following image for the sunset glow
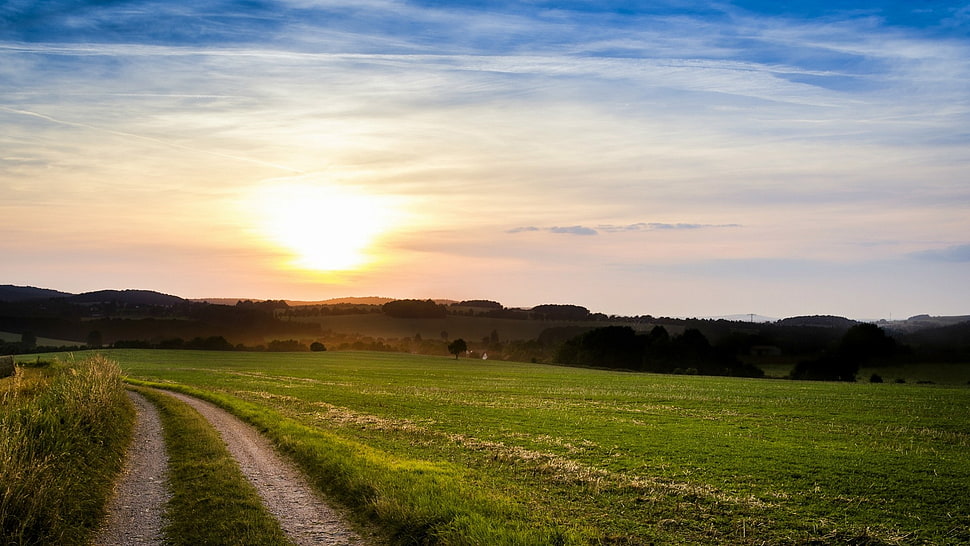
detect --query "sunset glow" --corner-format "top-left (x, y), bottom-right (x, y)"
top-left (2, 2), bottom-right (968, 318)
top-left (251, 181), bottom-right (400, 273)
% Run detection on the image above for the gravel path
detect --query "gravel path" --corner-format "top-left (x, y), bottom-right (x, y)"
top-left (166, 391), bottom-right (367, 546)
top-left (94, 390), bottom-right (169, 546)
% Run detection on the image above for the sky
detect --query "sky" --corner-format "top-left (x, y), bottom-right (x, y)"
top-left (2, 1), bottom-right (969, 320)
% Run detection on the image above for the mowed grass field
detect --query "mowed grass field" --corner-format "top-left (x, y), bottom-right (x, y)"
top-left (107, 349), bottom-right (969, 544)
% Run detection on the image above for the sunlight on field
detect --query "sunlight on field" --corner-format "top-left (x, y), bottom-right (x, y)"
top-left (245, 179), bottom-right (407, 272)
top-left (111, 349), bottom-right (970, 544)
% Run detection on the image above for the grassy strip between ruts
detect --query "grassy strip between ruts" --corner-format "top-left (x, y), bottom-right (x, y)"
top-left (126, 378), bottom-right (583, 545)
top-left (0, 355), bottom-right (133, 545)
top-left (129, 385), bottom-right (293, 545)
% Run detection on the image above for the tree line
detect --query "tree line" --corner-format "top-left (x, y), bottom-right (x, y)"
top-left (2, 292), bottom-right (967, 382)
top-left (556, 325), bottom-right (765, 377)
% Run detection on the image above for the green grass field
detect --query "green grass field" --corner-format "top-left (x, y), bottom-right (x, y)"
top-left (108, 349), bottom-right (969, 544)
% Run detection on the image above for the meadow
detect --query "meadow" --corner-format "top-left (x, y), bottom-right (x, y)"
top-left (110, 349), bottom-right (968, 544)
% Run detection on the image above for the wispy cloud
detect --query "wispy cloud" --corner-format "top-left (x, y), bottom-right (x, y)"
top-left (1, 1), bottom-right (968, 317)
top-left (598, 223), bottom-right (742, 232)
top-left (509, 223), bottom-right (741, 236)
top-left (0, 105), bottom-right (303, 173)
top-left (910, 244), bottom-right (970, 263)
top-left (506, 226), bottom-right (598, 236)
top-left (549, 226), bottom-right (598, 236)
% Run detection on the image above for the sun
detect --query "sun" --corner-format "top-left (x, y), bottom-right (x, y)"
top-left (253, 181), bottom-right (397, 272)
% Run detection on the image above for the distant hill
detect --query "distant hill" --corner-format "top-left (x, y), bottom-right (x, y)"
top-left (776, 315), bottom-right (858, 329)
top-left (1, 285), bottom-right (186, 307)
top-left (886, 314), bottom-right (970, 333)
top-left (68, 289), bottom-right (185, 307)
top-left (0, 285), bottom-right (73, 302)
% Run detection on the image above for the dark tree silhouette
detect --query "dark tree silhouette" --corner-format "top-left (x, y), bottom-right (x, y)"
top-left (557, 326), bottom-right (644, 370)
top-left (448, 338), bottom-right (467, 359)
top-left (383, 299), bottom-right (448, 318)
top-left (839, 323), bottom-right (897, 364)
top-left (267, 339), bottom-right (309, 352)
top-left (531, 304), bottom-right (590, 321)
top-left (791, 323), bottom-right (898, 382)
top-left (556, 325), bottom-right (762, 377)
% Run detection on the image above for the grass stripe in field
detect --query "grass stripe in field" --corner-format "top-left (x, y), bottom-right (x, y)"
top-left (132, 386), bottom-right (293, 545)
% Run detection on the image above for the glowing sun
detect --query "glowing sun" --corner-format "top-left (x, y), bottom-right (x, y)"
top-left (253, 181), bottom-right (396, 272)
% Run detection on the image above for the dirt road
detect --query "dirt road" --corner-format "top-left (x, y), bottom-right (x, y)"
top-left (165, 391), bottom-right (367, 546)
top-left (97, 389), bottom-right (367, 545)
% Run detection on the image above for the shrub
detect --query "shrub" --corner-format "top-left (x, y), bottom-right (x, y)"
top-left (870, 373), bottom-right (884, 383)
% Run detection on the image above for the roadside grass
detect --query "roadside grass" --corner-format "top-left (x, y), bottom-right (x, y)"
top-left (0, 355), bottom-right (133, 545)
top-left (130, 386), bottom-right (292, 545)
top-left (113, 349), bottom-right (970, 544)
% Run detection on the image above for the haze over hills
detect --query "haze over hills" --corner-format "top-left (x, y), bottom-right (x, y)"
top-left (706, 314), bottom-right (777, 324)
top-left (2, 284), bottom-right (968, 331)
top-left (3, 284), bottom-right (969, 379)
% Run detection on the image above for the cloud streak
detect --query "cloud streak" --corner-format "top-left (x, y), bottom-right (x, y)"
top-left (0, 105), bottom-right (304, 173)
top-left (509, 223), bottom-right (743, 236)
top-left (910, 244), bottom-right (970, 263)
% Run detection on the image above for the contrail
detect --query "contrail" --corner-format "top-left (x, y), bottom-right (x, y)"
top-left (0, 105), bottom-right (305, 174)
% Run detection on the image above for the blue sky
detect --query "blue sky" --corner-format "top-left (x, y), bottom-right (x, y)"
top-left (1, 1), bottom-right (968, 319)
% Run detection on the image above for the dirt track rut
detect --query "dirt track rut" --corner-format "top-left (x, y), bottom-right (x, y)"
top-left (95, 390), bottom-right (169, 545)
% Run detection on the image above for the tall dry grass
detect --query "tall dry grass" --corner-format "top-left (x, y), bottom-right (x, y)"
top-left (0, 355), bottom-right (134, 545)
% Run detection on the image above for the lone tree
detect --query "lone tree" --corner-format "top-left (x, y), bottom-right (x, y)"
top-left (447, 338), bottom-right (467, 359)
